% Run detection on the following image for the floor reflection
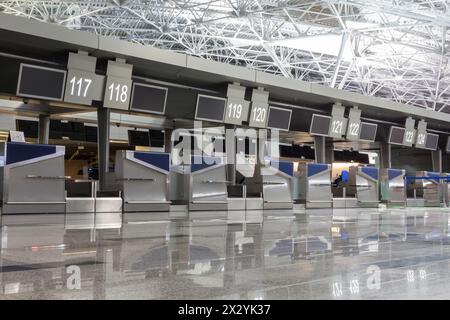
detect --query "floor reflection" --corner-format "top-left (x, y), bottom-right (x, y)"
top-left (1, 207), bottom-right (450, 299)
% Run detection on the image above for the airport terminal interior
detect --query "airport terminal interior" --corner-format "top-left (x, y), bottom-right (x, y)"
top-left (1, 1), bottom-right (450, 300)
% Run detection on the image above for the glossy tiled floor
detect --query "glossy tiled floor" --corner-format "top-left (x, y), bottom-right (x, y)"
top-left (1, 207), bottom-right (450, 299)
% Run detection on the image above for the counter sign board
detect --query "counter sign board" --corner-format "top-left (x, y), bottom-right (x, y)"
top-left (64, 52), bottom-right (98, 105)
top-left (403, 117), bottom-right (416, 147)
top-left (224, 83), bottom-right (250, 125)
top-left (103, 59), bottom-right (133, 110)
top-left (414, 120), bottom-right (428, 149)
top-left (249, 88), bottom-right (269, 128)
top-left (345, 107), bottom-right (361, 140)
top-left (329, 103), bottom-right (347, 138)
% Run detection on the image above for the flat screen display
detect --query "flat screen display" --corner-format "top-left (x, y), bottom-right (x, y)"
top-left (16, 119), bottom-right (38, 139)
top-left (128, 130), bottom-right (150, 147)
top-left (266, 106), bottom-right (292, 131)
top-left (85, 126), bottom-right (98, 143)
top-left (309, 114), bottom-right (331, 136)
top-left (424, 133), bottom-right (439, 150)
top-left (195, 94), bottom-right (226, 122)
top-left (17, 64), bottom-right (66, 101)
top-left (388, 126), bottom-right (405, 145)
top-left (359, 122), bottom-right (378, 141)
top-left (49, 120), bottom-right (85, 141)
top-left (149, 129), bottom-right (165, 148)
top-left (130, 83), bottom-right (168, 114)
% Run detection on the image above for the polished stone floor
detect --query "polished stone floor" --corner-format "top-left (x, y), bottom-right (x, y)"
top-left (1, 207), bottom-right (450, 299)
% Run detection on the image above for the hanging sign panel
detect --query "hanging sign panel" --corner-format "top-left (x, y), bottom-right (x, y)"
top-left (309, 114), bottom-right (331, 136)
top-left (130, 82), bottom-right (168, 115)
top-left (249, 103), bottom-right (268, 128)
top-left (266, 106), bottom-right (292, 131)
top-left (358, 122), bottom-right (377, 142)
top-left (195, 94), bottom-right (226, 123)
top-left (63, 52), bottom-right (98, 105)
top-left (388, 126), bottom-right (406, 145)
top-left (103, 60), bottom-right (133, 110)
top-left (17, 64), bottom-right (66, 101)
top-left (424, 133), bottom-right (439, 150)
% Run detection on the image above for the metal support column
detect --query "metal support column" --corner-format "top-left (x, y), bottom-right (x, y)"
top-left (314, 136), bottom-right (333, 164)
top-left (314, 136), bottom-right (326, 164)
top-left (164, 128), bottom-right (172, 154)
top-left (38, 114), bottom-right (50, 144)
top-left (226, 124), bottom-right (236, 185)
top-left (432, 149), bottom-right (442, 173)
top-left (325, 138), bottom-right (334, 164)
top-left (379, 142), bottom-right (391, 169)
top-left (97, 107), bottom-right (110, 191)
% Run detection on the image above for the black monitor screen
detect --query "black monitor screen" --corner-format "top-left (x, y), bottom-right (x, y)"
top-left (195, 95), bottom-right (226, 122)
top-left (425, 133), bottom-right (439, 150)
top-left (389, 126), bottom-right (405, 145)
top-left (128, 130), bottom-right (150, 147)
top-left (17, 64), bottom-right (66, 101)
top-left (16, 119), bottom-right (38, 139)
top-left (149, 129), bottom-right (165, 148)
top-left (85, 126), bottom-right (98, 143)
top-left (359, 122), bottom-right (378, 141)
top-left (310, 114), bottom-right (331, 136)
top-left (49, 120), bottom-right (85, 141)
top-left (266, 106), bottom-right (292, 131)
top-left (130, 83), bottom-right (168, 114)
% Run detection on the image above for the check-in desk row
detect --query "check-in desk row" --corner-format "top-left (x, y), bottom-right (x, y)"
top-left (405, 172), bottom-right (450, 207)
top-left (0, 142), bottom-right (296, 214)
top-left (4, 141), bottom-right (449, 214)
top-left (0, 142), bottom-right (170, 215)
top-left (295, 163), bottom-right (407, 209)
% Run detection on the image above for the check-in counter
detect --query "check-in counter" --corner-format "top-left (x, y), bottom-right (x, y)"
top-left (443, 173), bottom-right (450, 207)
top-left (380, 168), bottom-right (406, 207)
top-left (0, 142), bottom-right (66, 214)
top-left (350, 166), bottom-right (379, 207)
top-left (407, 171), bottom-right (441, 207)
top-left (189, 155), bottom-right (228, 211)
top-left (298, 163), bottom-right (332, 208)
top-left (115, 150), bottom-right (171, 212)
top-left (260, 160), bottom-right (294, 209)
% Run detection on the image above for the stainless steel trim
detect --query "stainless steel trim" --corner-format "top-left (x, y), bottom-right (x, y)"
top-left (26, 175), bottom-right (71, 180)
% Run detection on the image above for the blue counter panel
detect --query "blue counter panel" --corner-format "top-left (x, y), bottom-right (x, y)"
top-left (271, 160), bottom-right (293, 177)
top-left (191, 155), bottom-right (222, 172)
top-left (6, 142), bottom-right (56, 165)
top-left (307, 163), bottom-right (329, 177)
top-left (388, 169), bottom-right (404, 180)
top-left (134, 152), bottom-right (170, 172)
top-left (362, 167), bottom-right (379, 180)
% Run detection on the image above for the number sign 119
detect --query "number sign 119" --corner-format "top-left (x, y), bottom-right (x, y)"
top-left (228, 102), bottom-right (242, 119)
